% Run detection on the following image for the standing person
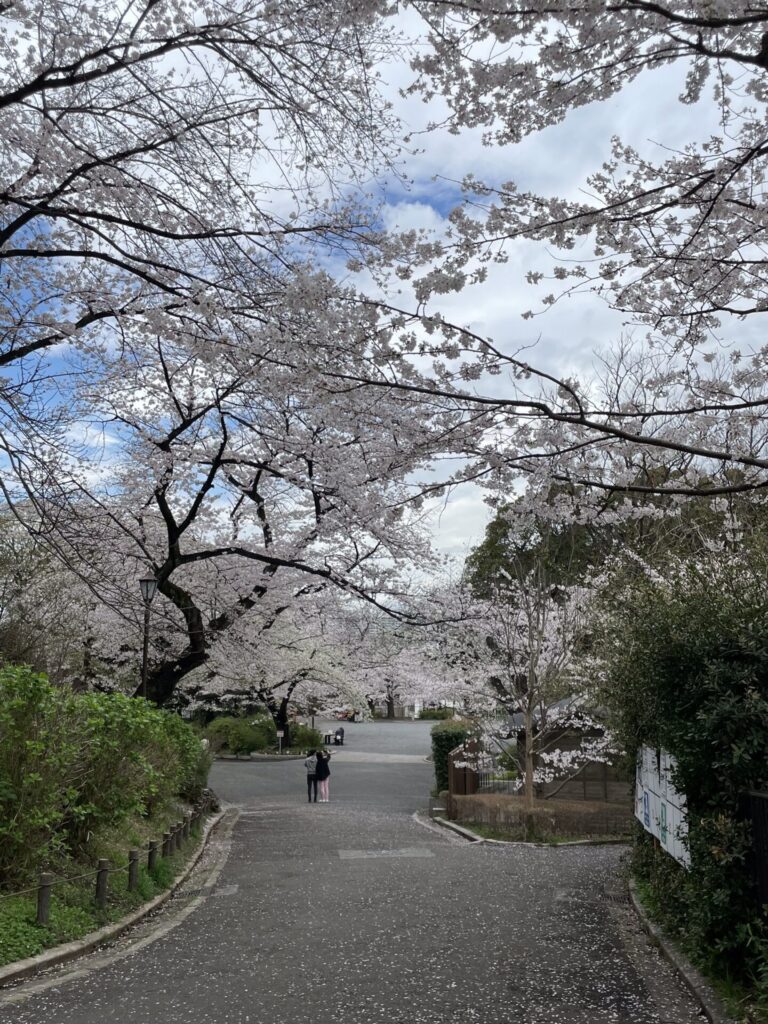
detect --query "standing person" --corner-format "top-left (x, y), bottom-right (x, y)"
top-left (316, 749), bottom-right (332, 802)
top-left (304, 750), bottom-right (318, 803)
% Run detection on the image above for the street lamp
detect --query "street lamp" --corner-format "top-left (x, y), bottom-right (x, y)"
top-left (139, 577), bottom-right (158, 700)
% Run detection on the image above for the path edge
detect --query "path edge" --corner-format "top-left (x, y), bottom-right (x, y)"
top-left (0, 808), bottom-right (226, 990)
top-left (425, 813), bottom-right (631, 848)
top-left (628, 878), bottom-right (737, 1024)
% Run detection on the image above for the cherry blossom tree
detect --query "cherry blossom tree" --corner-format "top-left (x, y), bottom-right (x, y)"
top-left (435, 518), bottom-right (618, 809)
top-left (346, 3), bottom-right (768, 505)
top-left (8, 296), bottom-right (458, 705)
top-left (0, 0), bottom-right (398, 370)
top-left (0, 0), bottom-right (416, 565)
top-left (176, 591), bottom-right (370, 744)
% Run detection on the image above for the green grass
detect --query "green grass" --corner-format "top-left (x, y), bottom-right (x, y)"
top-left (455, 821), bottom-right (631, 845)
top-left (0, 820), bottom-right (204, 968)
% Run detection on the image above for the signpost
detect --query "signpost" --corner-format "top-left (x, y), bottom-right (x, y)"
top-left (276, 729), bottom-right (284, 755)
top-left (635, 745), bottom-right (690, 867)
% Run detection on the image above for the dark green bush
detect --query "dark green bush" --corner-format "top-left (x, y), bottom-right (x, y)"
top-left (418, 707), bottom-right (454, 720)
top-left (599, 555), bottom-right (768, 990)
top-left (430, 719), bottom-right (473, 791)
top-left (289, 723), bottom-right (323, 750)
top-left (160, 711), bottom-right (212, 800)
top-left (251, 715), bottom-right (277, 749)
top-left (204, 714), bottom-right (280, 756)
top-left (204, 716), bottom-right (263, 756)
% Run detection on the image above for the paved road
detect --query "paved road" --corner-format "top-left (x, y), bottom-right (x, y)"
top-left (0, 721), bottom-right (701, 1024)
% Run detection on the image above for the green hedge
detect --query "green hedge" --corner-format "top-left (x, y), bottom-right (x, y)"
top-left (418, 707), bottom-right (454, 720)
top-left (288, 723), bottom-right (323, 751)
top-left (205, 715), bottom-right (277, 756)
top-left (598, 557), bottom-right (768, 993)
top-left (430, 719), bottom-right (473, 791)
top-left (0, 666), bottom-right (211, 886)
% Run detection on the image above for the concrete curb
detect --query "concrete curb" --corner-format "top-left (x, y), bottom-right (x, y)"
top-left (429, 814), bottom-right (631, 848)
top-left (215, 753), bottom-right (305, 762)
top-left (628, 879), bottom-right (737, 1024)
top-left (428, 816), bottom-right (484, 843)
top-left (0, 808), bottom-right (226, 990)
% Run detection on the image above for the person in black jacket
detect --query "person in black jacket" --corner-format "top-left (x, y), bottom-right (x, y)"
top-left (304, 750), bottom-right (318, 803)
top-left (316, 750), bottom-right (332, 802)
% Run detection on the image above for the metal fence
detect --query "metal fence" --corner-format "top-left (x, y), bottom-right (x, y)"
top-left (743, 790), bottom-right (768, 908)
top-left (0, 792), bottom-right (214, 925)
top-left (448, 739), bottom-right (520, 797)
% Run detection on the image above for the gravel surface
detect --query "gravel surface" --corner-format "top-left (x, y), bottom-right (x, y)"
top-left (0, 721), bottom-right (701, 1023)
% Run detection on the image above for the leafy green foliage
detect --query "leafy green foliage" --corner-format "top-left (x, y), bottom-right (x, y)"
top-left (0, 667), bottom-right (210, 886)
top-left (418, 707), bottom-right (453, 720)
top-left (598, 556), bottom-right (768, 989)
top-left (463, 502), bottom-right (605, 597)
top-left (204, 714), bottom-right (276, 755)
top-left (430, 719), bottom-right (473, 791)
top-left (288, 723), bottom-right (323, 751)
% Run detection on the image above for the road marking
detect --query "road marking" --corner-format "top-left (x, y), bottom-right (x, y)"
top-left (338, 848), bottom-right (434, 860)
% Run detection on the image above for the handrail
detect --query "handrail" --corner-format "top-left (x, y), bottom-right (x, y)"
top-left (0, 793), bottom-right (213, 923)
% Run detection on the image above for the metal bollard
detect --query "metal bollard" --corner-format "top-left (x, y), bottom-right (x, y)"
top-left (128, 850), bottom-right (139, 892)
top-left (148, 840), bottom-right (159, 872)
top-left (95, 860), bottom-right (109, 909)
top-left (37, 872), bottom-right (53, 926)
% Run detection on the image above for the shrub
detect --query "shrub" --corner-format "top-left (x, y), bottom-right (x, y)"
top-left (430, 719), bottom-right (473, 791)
top-left (0, 668), bottom-right (210, 886)
top-left (496, 746), bottom-right (519, 778)
top-left (418, 707), bottom-right (454, 720)
top-left (289, 723), bottom-right (323, 750)
top-left (0, 667), bottom-right (81, 880)
top-left (160, 711), bottom-right (212, 801)
top-left (598, 553), bottom-right (768, 990)
top-left (251, 715), bottom-right (277, 749)
top-left (204, 714), bottom-right (278, 756)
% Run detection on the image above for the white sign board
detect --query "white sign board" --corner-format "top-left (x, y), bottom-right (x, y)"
top-left (635, 745), bottom-right (690, 867)
top-left (276, 730), bottom-right (285, 738)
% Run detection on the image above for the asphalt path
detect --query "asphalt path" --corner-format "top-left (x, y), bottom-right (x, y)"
top-left (0, 720), bottom-right (701, 1024)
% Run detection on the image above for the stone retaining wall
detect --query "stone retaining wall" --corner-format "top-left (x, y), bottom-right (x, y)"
top-left (449, 793), bottom-right (633, 838)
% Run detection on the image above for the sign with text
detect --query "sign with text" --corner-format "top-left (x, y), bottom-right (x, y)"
top-left (635, 746), bottom-right (690, 867)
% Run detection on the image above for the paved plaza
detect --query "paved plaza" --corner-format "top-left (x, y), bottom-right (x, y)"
top-left (0, 721), bottom-right (701, 1023)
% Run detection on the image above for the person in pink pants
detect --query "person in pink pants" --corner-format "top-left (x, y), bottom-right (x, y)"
top-left (316, 749), bottom-right (332, 801)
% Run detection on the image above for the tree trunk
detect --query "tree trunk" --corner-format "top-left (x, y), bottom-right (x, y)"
top-left (386, 690), bottom-right (396, 719)
top-left (523, 704), bottom-right (535, 838)
top-left (134, 646), bottom-right (208, 704)
top-left (276, 699), bottom-right (292, 749)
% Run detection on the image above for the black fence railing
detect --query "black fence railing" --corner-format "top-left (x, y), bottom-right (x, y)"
top-left (0, 791), bottom-right (214, 926)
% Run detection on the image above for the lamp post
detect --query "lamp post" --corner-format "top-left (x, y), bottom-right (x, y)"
top-left (139, 577), bottom-right (158, 700)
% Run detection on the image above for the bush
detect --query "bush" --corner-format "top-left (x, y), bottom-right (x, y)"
top-left (598, 553), bottom-right (768, 991)
top-left (430, 719), bottom-right (473, 791)
top-left (289, 723), bottom-right (323, 750)
top-left (0, 667), bottom-right (210, 887)
top-left (418, 707), bottom-right (454, 720)
top-left (496, 746), bottom-right (519, 778)
top-left (160, 711), bottom-right (212, 801)
top-left (204, 715), bottom-right (269, 756)
top-left (0, 667), bottom-right (81, 880)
